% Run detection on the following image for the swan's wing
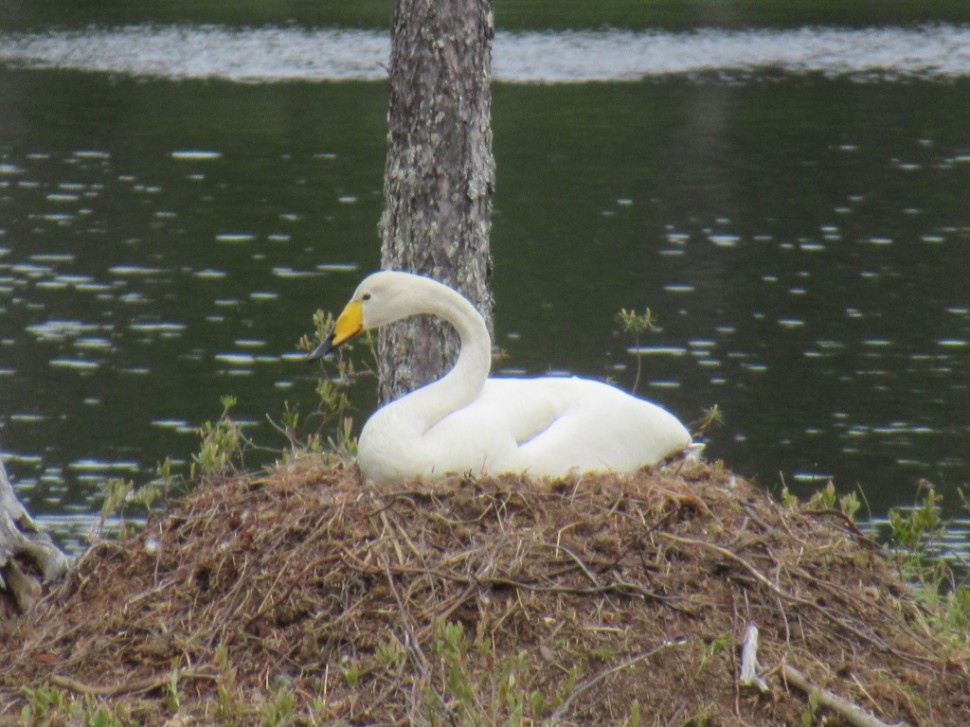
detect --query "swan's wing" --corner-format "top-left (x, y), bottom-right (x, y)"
top-left (466, 378), bottom-right (691, 474)
top-left (415, 379), bottom-right (560, 470)
top-left (472, 379), bottom-right (565, 445)
top-left (362, 382), bottom-right (545, 480)
top-left (368, 376), bottom-right (691, 481)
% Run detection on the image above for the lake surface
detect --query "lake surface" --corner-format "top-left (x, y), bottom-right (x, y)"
top-left (2, 25), bottom-right (970, 82)
top-left (1, 23), bottom-right (968, 558)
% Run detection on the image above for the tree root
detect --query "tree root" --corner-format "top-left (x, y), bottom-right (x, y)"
top-left (1, 459), bottom-right (70, 619)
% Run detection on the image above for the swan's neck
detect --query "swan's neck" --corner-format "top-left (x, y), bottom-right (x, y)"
top-left (392, 278), bottom-right (491, 431)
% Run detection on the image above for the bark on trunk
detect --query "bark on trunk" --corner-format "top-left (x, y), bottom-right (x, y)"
top-left (0, 458), bottom-right (69, 619)
top-left (379, 0), bottom-right (496, 403)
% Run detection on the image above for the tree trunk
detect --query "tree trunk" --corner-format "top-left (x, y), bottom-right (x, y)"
top-left (0, 458), bottom-right (69, 619)
top-left (379, 0), bottom-right (496, 403)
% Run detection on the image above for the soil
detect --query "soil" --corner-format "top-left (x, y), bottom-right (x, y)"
top-left (1, 456), bottom-right (968, 725)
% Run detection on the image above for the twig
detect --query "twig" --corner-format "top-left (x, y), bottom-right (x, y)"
top-left (659, 533), bottom-right (799, 600)
top-left (338, 549), bottom-right (672, 602)
top-left (415, 584), bottom-right (478, 640)
top-left (804, 509), bottom-right (879, 549)
top-left (50, 670), bottom-right (218, 697)
top-left (381, 562), bottom-right (430, 677)
top-left (246, 553), bottom-right (337, 627)
top-left (379, 511), bottom-right (406, 567)
top-left (544, 541), bottom-right (601, 588)
top-left (549, 639), bottom-right (687, 723)
top-left (781, 663), bottom-right (909, 727)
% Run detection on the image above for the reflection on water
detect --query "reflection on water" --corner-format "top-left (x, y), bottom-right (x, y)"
top-left (0, 26), bottom-right (969, 563)
top-left (1, 24), bottom-right (970, 82)
top-left (0, 89), bottom-right (381, 528)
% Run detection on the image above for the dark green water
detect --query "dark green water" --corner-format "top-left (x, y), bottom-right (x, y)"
top-left (1, 13), bottom-right (969, 554)
top-left (6, 0), bottom-right (970, 30)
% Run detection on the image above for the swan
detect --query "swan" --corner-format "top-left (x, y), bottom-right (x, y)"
top-left (309, 271), bottom-right (692, 483)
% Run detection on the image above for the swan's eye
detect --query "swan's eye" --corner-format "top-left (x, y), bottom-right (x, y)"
top-left (362, 292), bottom-right (372, 301)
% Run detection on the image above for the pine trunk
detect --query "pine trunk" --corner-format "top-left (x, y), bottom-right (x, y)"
top-left (378, 0), bottom-right (495, 403)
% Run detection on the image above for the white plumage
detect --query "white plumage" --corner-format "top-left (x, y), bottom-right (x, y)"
top-left (310, 271), bottom-right (692, 483)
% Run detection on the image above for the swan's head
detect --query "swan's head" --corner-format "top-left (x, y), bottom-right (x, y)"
top-left (307, 271), bottom-right (427, 360)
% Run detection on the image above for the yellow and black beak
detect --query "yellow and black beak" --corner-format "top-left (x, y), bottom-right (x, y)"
top-left (307, 300), bottom-right (364, 361)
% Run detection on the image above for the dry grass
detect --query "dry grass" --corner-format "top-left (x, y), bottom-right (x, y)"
top-left (1, 456), bottom-right (968, 725)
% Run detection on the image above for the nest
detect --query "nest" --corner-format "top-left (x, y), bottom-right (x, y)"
top-left (1, 457), bottom-right (968, 724)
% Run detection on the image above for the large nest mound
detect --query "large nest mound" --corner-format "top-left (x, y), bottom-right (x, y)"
top-left (1, 458), bottom-right (968, 724)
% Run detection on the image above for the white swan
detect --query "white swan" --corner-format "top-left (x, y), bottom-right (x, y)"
top-left (309, 271), bottom-right (692, 483)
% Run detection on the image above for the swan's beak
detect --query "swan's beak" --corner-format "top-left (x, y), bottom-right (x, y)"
top-left (307, 300), bottom-right (364, 361)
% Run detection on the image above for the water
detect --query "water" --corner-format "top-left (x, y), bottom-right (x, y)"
top-left (1, 24), bottom-right (968, 561)
top-left (1, 25), bottom-right (970, 82)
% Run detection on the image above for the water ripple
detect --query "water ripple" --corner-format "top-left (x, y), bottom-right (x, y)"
top-left (0, 24), bottom-right (969, 83)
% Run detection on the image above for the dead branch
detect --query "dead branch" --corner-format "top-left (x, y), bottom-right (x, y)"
top-left (0, 459), bottom-right (70, 618)
top-left (781, 663), bottom-right (909, 727)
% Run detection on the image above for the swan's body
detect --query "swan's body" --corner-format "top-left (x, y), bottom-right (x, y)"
top-left (310, 271), bottom-right (692, 483)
